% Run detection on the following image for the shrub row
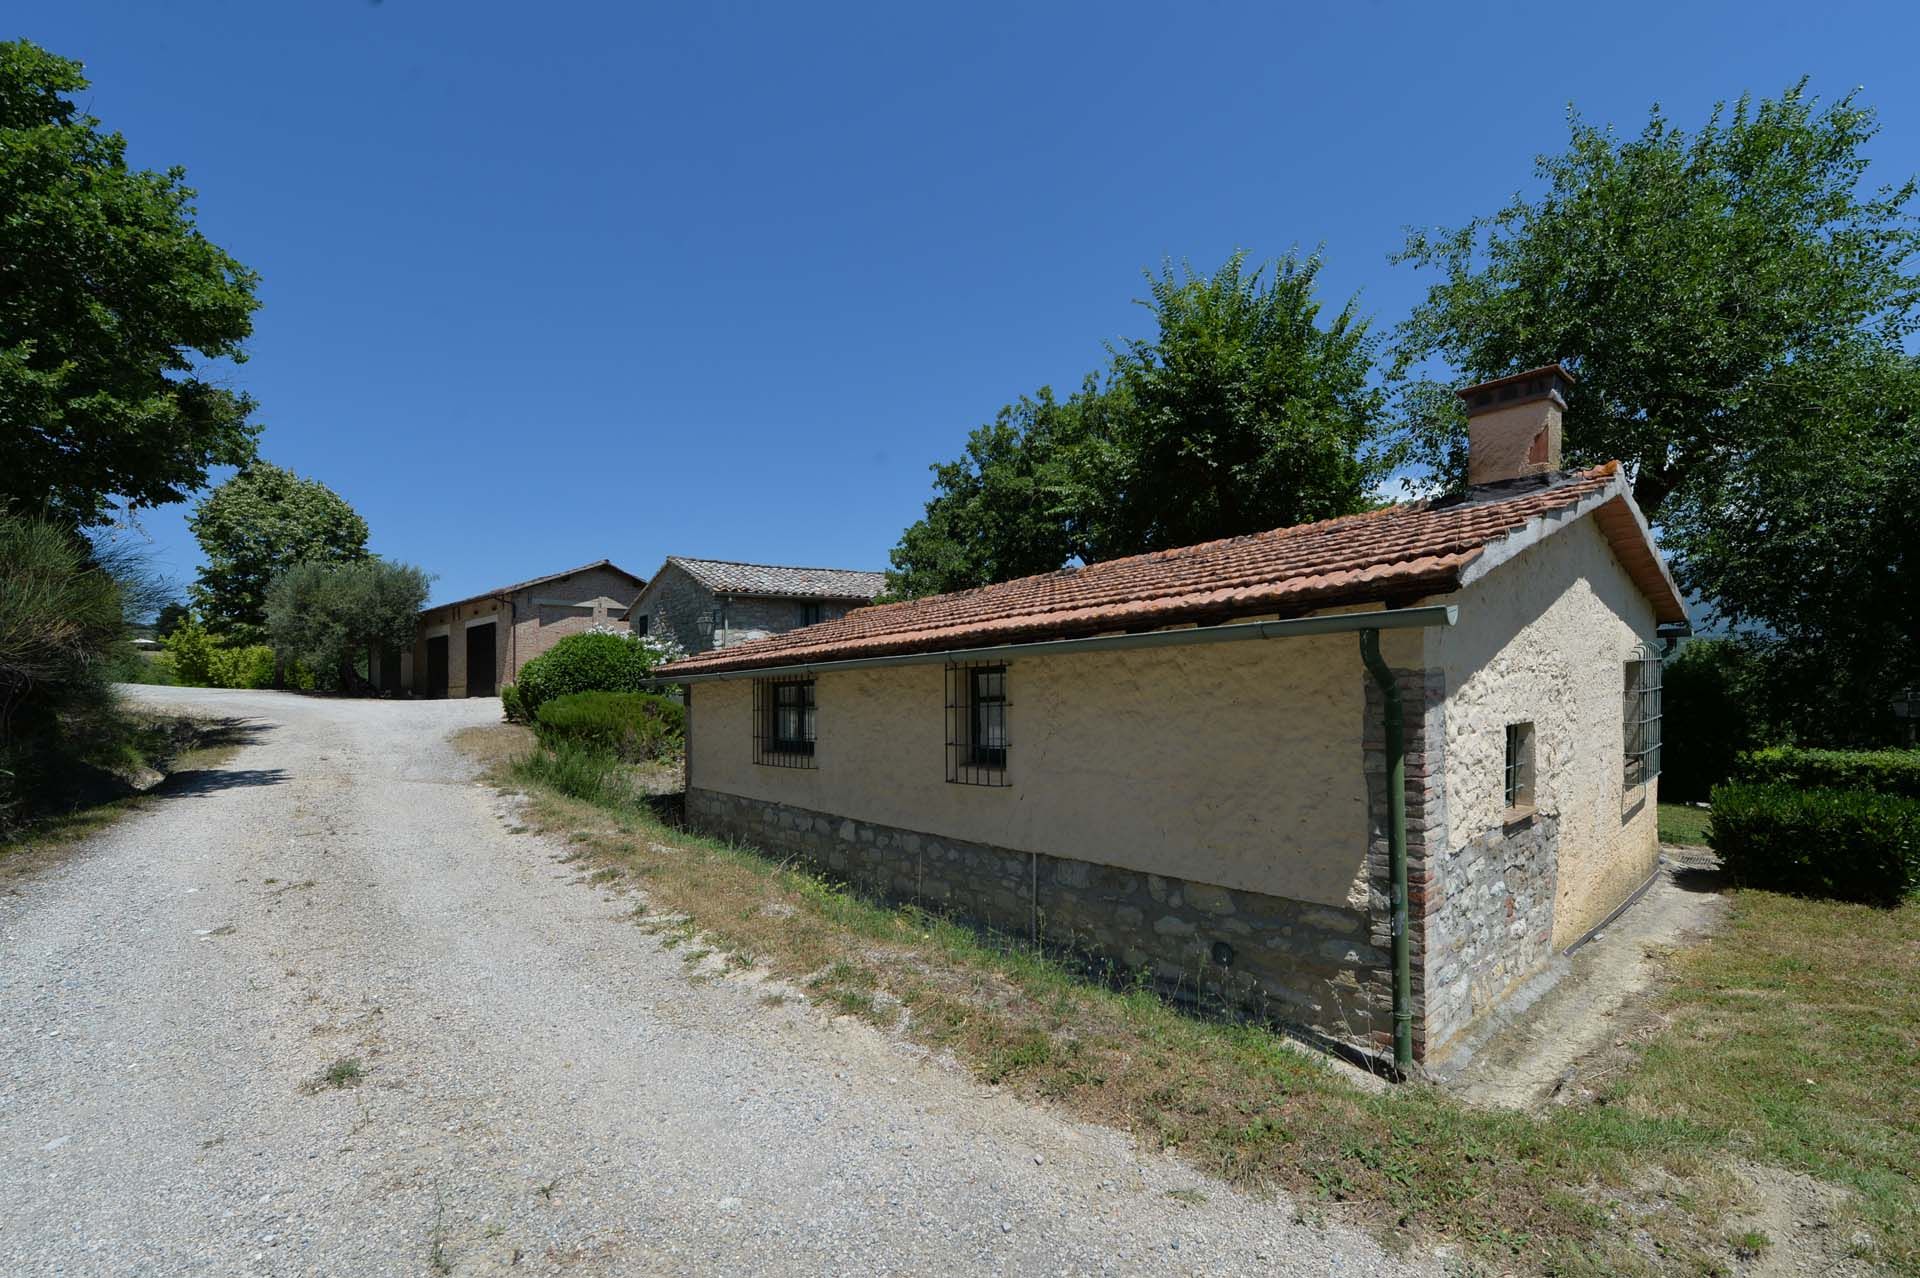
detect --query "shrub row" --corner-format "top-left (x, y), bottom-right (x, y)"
top-left (534, 690), bottom-right (685, 763)
top-left (1709, 780), bottom-right (1920, 905)
top-left (1736, 745), bottom-right (1920, 800)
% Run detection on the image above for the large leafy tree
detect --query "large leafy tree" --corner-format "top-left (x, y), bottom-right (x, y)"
top-left (1078, 253), bottom-right (1386, 558)
top-left (0, 40), bottom-right (262, 527)
top-left (189, 463), bottom-right (370, 643)
top-left (264, 559), bottom-right (430, 693)
top-left (1661, 346), bottom-right (1920, 742)
top-left (888, 253), bottom-right (1389, 596)
top-left (1391, 82), bottom-right (1920, 518)
top-left (886, 386), bottom-right (1089, 598)
top-left (1393, 83), bottom-right (1920, 743)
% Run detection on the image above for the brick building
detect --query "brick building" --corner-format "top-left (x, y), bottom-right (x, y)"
top-left (624, 557), bottom-right (886, 657)
top-left (401, 560), bottom-right (645, 698)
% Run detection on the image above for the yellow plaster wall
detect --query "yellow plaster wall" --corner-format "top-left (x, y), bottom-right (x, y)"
top-left (688, 627), bottom-right (1421, 908)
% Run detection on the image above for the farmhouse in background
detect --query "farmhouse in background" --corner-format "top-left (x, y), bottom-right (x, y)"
top-left (658, 366), bottom-right (1689, 1072)
top-left (398, 559), bottom-right (646, 699)
top-left (624, 557), bottom-right (888, 657)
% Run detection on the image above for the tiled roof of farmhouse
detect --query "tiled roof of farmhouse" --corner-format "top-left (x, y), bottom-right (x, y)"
top-left (427, 559), bottom-right (645, 612)
top-left (667, 557), bottom-right (888, 600)
top-left (659, 463), bottom-right (1685, 676)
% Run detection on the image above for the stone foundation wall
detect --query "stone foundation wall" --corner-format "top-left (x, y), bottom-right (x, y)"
top-left (1421, 813), bottom-right (1558, 1054)
top-left (686, 788), bottom-right (1392, 1054)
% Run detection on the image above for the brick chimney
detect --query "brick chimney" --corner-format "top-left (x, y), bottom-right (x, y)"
top-left (1456, 364), bottom-right (1574, 486)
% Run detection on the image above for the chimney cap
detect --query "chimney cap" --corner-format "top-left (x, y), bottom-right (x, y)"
top-left (1456, 363), bottom-right (1576, 414)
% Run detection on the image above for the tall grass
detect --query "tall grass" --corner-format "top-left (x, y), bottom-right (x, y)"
top-left (512, 741), bottom-right (629, 805)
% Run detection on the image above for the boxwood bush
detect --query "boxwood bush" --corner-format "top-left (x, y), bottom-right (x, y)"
top-left (1736, 745), bottom-right (1920, 800)
top-left (1709, 780), bottom-right (1920, 904)
top-left (534, 690), bottom-right (685, 763)
top-left (514, 629), bottom-right (676, 717)
top-left (500, 682), bottom-right (527, 723)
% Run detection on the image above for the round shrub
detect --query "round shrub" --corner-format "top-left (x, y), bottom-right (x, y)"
top-left (500, 682), bottom-right (527, 723)
top-left (534, 690), bottom-right (685, 763)
top-left (514, 629), bottom-right (676, 717)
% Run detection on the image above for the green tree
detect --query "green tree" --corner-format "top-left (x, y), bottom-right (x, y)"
top-left (886, 386), bottom-right (1089, 598)
top-left (1661, 347), bottom-right (1920, 742)
top-left (264, 559), bottom-right (430, 692)
top-left (1079, 252), bottom-right (1387, 558)
top-left (189, 463), bottom-right (370, 643)
top-left (888, 253), bottom-right (1388, 596)
top-left (153, 601), bottom-right (190, 641)
top-left (0, 40), bottom-right (262, 527)
top-left (1392, 82), bottom-right (1920, 518)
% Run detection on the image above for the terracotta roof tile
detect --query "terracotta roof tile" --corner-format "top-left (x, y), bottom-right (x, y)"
top-left (661, 464), bottom-right (1670, 676)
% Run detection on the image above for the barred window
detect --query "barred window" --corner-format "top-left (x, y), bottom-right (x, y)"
top-left (946, 662), bottom-right (1009, 786)
top-left (1504, 721), bottom-right (1535, 812)
top-left (753, 676), bottom-right (816, 767)
top-left (801, 601), bottom-right (824, 626)
top-left (1624, 647), bottom-right (1663, 787)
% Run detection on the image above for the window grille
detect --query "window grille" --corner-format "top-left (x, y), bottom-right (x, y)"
top-left (1504, 721), bottom-right (1535, 811)
top-left (801, 601), bottom-right (824, 626)
top-left (753, 675), bottom-right (816, 768)
top-left (946, 662), bottom-right (1010, 786)
top-left (1624, 644), bottom-right (1663, 787)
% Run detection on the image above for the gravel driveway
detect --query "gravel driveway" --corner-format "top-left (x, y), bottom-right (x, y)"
top-left (1, 687), bottom-right (1434, 1277)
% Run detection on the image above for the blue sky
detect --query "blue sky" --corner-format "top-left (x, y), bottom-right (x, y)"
top-left (22, 1), bottom-right (1920, 606)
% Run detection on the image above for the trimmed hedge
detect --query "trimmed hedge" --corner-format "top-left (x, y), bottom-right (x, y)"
top-left (1709, 780), bottom-right (1920, 904)
top-left (514, 631), bottom-right (670, 718)
top-left (534, 690), bottom-right (685, 763)
top-left (1736, 746), bottom-right (1920, 800)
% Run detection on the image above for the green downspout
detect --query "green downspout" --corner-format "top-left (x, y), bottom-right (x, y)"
top-left (1359, 628), bottom-right (1413, 1075)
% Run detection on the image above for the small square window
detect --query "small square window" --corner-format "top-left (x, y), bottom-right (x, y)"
top-left (753, 676), bottom-right (816, 768)
top-left (801, 601), bottom-right (824, 626)
top-left (1504, 721), bottom-right (1535, 814)
top-left (946, 662), bottom-right (1010, 785)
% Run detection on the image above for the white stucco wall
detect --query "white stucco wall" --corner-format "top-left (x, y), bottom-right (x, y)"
top-left (687, 627), bottom-right (1423, 909)
top-left (1427, 516), bottom-right (1661, 946)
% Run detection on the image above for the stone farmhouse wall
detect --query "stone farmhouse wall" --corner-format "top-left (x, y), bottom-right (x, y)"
top-left (629, 562), bottom-right (857, 656)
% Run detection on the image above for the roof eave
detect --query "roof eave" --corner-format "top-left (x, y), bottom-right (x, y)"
top-left (1454, 470), bottom-right (1689, 626)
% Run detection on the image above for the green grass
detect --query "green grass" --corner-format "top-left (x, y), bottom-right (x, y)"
top-left (476, 730), bottom-right (1918, 1274)
top-left (1658, 801), bottom-right (1713, 846)
top-left (1613, 891), bottom-right (1920, 1270)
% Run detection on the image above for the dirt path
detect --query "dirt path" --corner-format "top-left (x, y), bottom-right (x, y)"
top-left (0, 687), bottom-right (1434, 1277)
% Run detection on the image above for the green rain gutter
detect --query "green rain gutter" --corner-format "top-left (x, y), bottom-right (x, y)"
top-left (1359, 628), bottom-right (1415, 1074)
top-left (654, 602), bottom-right (1458, 1078)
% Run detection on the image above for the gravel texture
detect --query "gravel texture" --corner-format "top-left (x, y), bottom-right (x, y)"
top-left (2, 686), bottom-right (1438, 1277)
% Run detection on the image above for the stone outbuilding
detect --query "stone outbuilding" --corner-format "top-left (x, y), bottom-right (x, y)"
top-left (402, 559), bottom-right (645, 699)
top-left (657, 367), bottom-right (1689, 1072)
top-left (624, 557), bottom-right (887, 656)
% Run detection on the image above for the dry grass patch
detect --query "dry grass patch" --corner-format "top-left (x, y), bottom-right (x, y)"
top-left (467, 726), bottom-right (1916, 1276)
